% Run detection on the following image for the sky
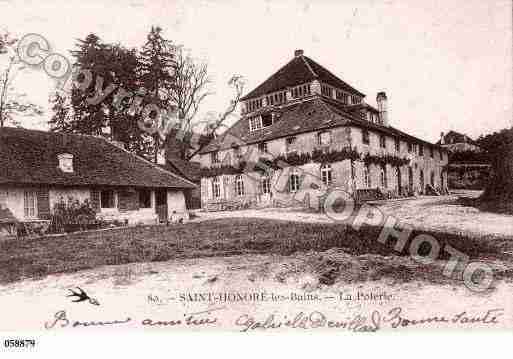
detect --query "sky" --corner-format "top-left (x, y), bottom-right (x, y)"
top-left (0, 0), bottom-right (511, 143)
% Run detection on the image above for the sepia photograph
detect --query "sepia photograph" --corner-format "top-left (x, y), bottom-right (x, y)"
top-left (0, 0), bottom-right (512, 351)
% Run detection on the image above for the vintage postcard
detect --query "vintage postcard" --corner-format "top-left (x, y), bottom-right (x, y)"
top-left (0, 0), bottom-right (512, 344)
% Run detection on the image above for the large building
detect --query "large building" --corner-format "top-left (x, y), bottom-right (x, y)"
top-left (198, 50), bottom-right (449, 210)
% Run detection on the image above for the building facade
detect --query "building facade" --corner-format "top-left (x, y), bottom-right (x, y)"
top-left (198, 50), bottom-right (449, 211)
top-left (0, 127), bottom-right (196, 234)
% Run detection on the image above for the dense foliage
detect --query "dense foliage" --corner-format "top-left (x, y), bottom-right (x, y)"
top-left (49, 197), bottom-right (98, 233)
top-left (49, 29), bottom-right (176, 161)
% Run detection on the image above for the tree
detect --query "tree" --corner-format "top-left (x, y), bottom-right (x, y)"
top-left (50, 34), bottom-right (154, 159)
top-left (477, 127), bottom-right (513, 206)
top-left (184, 74), bottom-right (245, 160)
top-left (165, 46), bottom-right (211, 135)
top-left (0, 31), bottom-right (43, 127)
top-left (138, 26), bottom-right (176, 162)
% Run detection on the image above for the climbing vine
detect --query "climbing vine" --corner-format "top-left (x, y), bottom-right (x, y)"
top-left (200, 147), bottom-right (410, 177)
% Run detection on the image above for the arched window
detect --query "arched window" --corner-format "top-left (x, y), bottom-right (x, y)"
top-left (320, 164), bottom-right (332, 186)
top-left (289, 171), bottom-right (301, 192)
top-left (235, 175), bottom-right (245, 196)
top-left (364, 164), bottom-right (371, 188)
top-left (212, 177), bottom-right (221, 198)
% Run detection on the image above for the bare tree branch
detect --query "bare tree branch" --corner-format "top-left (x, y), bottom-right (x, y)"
top-left (164, 47), bottom-right (212, 135)
top-left (186, 74), bottom-right (245, 160)
top-left (0, 31), bottom-right (43, 127)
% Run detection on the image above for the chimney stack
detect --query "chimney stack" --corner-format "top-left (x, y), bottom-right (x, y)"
top-left (440, 132), bottom-right (445, 145)
top-left (376, 91), bottom-right (388, 126)
top-left (294, 49), bottom-right (304, 57)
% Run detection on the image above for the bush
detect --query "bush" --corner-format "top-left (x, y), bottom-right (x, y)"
top-left (49, 197), bottom-right (98, 233)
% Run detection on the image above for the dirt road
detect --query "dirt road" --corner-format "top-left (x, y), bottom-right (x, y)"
top-left (195, 191), bottom-right (513, 238)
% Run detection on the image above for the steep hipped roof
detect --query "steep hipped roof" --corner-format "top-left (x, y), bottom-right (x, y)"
top-left (200, 96), bottom-right (444, 154)
top-left (241, 53), bottom-right (365, 100)
top-left (0, 127), bottom-right (196, 189)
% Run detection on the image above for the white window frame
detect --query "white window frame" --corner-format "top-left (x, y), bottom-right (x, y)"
top-left (317, 131), bottom-right (332, 146)
top-left (320, 164), bottom-right (333, 186)
top-left (285, 136), bottom-right (297, 152)
top-left (380, 164), bottom-right (388, 188)
top-left (212, 177), bottom-right (221, 199)
top-left (0, 190), bottom-right (7, 209)
top-left (261, 176), bottom-right (271, 194)
top-left (235, 175), bottom-right (245, 196)
top-left (258, 142), bottom-right (268, 153)
top-left (249, 117), bottom-right (262, 132)
top-left (211, 151), bottom-right (220, 164)
top-left (380, 135), bottom-right (386, 149)
top-left (364, 164), bottom-right (371, 188)
top-left (24, 190), bottom-right (38, 218)
top-left (289, 171), bottom-right (301, 193)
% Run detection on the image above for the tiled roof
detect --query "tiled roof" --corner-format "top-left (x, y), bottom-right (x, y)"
top-left (200, 96), bottom-right (444, 154)
top-left (0, 127), bottom-right (196, 189)
top-left (241, 54), bottom-right (365, 100)
top-left (161, 156), bottom-right (201, 183)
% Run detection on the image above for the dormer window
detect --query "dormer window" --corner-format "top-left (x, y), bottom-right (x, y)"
top-left (249, 117), bottom-right (262, 132)
top-left (249, 113), bottom-right (273, 132)
top-left (261, 113), bottom-right (273, 127)
top-left (58, 153), bottom-right (74, 173)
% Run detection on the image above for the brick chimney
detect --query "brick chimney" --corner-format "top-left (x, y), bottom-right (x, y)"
top-left (294, 49), bottom-right (304, 57)
top-left (376, 91), bottom-right (388, 126)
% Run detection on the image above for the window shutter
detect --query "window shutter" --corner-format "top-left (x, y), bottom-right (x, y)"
top-left (37, 188), bottom-right (50, 219)
top-left (90, 189), bottom-right (100, 213)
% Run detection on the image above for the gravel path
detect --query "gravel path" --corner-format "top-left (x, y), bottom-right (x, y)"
top-left (194, 191), bottom-right (513, 238)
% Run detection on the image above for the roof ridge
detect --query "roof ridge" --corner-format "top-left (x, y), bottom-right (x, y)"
top-left (303, 56), bottom-right (365, 97)
top-left (300, 55), bottom-right (318, 77)
top-left (96, 136), bottom-right (198, 188)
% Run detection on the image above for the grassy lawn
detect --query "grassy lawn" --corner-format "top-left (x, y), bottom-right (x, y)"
top-left (0, 218), bottom-right (510, 284)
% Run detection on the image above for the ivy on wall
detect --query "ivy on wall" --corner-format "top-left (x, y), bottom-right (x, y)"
top-left (363, 153), bottom-right (410, 167)
top-left (200, 147), bottom-right (410, 178)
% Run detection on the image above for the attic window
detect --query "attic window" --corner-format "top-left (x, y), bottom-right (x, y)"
top-left (249, 117), bottom-right (262, 132)
top-left (58, 153), bottom-right (74, 173)
top-left (261, 113), bottom-right (273, 127)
